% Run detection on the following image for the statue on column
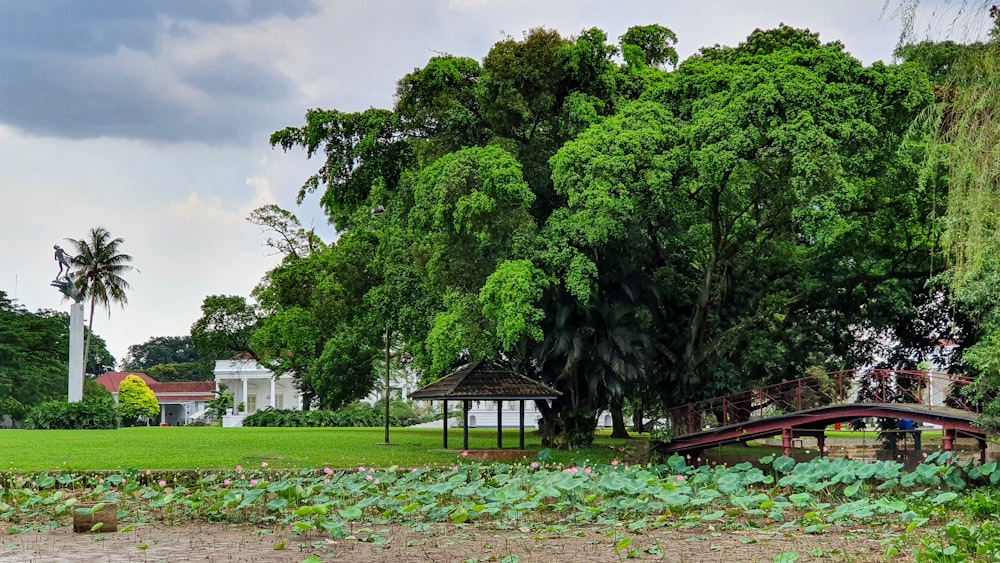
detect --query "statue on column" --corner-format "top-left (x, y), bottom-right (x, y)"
top-left (51, 244), bottom-right (83, 303)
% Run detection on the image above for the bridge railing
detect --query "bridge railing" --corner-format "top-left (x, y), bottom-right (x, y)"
top-left (662, 370), bottom-right (978, 437)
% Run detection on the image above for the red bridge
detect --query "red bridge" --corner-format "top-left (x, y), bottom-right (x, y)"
top-left (653, 370), bottom-right (989, 460)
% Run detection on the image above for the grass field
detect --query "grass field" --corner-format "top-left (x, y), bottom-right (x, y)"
top-left (1, 426), bottom-right (639, 471)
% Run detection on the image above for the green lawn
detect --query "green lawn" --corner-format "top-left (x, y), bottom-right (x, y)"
top-left (1, 426), bottom-right (640, 472)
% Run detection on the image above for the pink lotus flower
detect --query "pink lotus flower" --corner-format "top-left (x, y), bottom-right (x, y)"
top-left (584, 467), bottom-right (592, 474)
top-left (261, 462), bottom-right (268, 468)
top-left (374, 479), bottom-right (380, 485)
top-left (158, 480), bottom-right (166, 487)
top-left (236, 465), bottom-right (243, 472)
top-left (564, 467), bottom-right (579, 474)
top-left (324, 478), bottom-right (330, 484)
top-left (611, 460), bottom-right (619, 467)
top-left (531, 461), bottom-right (539, 469)
top-left (676, 475), bottom-right (684, 482)
top-left (823, 446), bottom-right (829, 452)
top-left (145, 469), bottom-right (151, 475)
top-left (696, 457), bottom-right (701, 463)
top-left (249, 479), bottom-right (257, 486)
top-left (460, 451), bottom-right (469, 457)
top-left (411, 468), bottom-right (419, 473)
top-left (922, 452), bottom-right (928, 458)
top-left (358, 466), bottom-right (366, 472)
top-left (452, 466), bottom-right (459, 471)
top-left (224, 479), bottom-right (231, 486)
top-left (323, 467), bottom-right (333, 475)
top-left (365, 474), bottom-right (373, 481)
top-left (686, 454), bottom-right (691, 460)
top-left (99, 478), bottom-right (104, 484)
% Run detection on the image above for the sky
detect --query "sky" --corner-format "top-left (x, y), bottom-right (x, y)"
top-left (0, 0), bottom-right (979, 366)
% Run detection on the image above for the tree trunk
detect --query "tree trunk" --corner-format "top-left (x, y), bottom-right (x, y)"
top-left (632, 402), bottom-right (644, 433)
top-left (609, 402), bottom-right (630, 439)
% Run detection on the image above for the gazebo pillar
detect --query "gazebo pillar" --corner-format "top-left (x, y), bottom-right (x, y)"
top-left (497, 400), bottom-right (503, 449)
top-left (519, 400), bottom-right (525, 450)
top-left (463, 400), bottom-right (470, 451)
top-left (442, 400), bottom-right (448, 449)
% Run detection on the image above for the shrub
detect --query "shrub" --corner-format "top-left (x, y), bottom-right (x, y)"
top-left (376, 400), bottom-right (421, 427)
top-left (117, 375), bottom-right (160, 426)
top-left (24, 396), bottom-right (119, 430)
top-left (242, 403), bottom-right (380, 428)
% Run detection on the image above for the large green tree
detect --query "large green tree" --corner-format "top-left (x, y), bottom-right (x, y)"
top-left (894, 5), bottom-right (1000, 428)
top-left (122, 335), bottom-right (212, 382)
top-left (0, 291), bottom-right (114, 419)
top-left (266, 24), bottom-right (948, 446)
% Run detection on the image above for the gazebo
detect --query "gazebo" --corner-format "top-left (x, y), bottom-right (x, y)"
top-left (409, 361), bottom-right (561, 450)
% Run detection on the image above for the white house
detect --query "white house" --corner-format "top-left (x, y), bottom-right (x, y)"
top-left (94, 372), bottom-right (216, 426)
top-left (214, 359), bottom-right (301, 427)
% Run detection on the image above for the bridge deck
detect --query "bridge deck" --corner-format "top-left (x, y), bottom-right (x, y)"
top-left (655, 402), bottom-right (984, 456)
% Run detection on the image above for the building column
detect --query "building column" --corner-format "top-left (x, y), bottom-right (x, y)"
top-left (270, 378), bottom-right (276, 409)
top-left (241, 378), bottom-right (248, 414)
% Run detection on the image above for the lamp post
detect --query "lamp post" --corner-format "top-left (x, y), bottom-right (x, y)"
top-left (372, 204), bottom-right (394, 446)
top-left (383, 324), bottom-right (391, 445)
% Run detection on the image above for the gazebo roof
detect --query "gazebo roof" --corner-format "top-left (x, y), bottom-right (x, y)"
top-left (409, 361), bottom-right (561, 401)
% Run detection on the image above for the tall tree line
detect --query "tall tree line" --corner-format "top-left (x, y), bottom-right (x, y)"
top-left (196, 24), bottom-right (962, 446)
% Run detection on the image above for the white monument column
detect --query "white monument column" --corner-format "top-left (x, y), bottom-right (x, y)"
top-left (270, 378), bottom-right (276, 408)
top-left (67, 302), bottom-right (85, 402)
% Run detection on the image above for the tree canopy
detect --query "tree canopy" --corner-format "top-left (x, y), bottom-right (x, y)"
top-left (0, 290), bottom-right (114, 420)
top-left (193, 22), bottom-right (968, 446)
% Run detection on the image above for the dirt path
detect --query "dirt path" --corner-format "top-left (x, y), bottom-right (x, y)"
top-left (0, 522), bottom-right (912, 562)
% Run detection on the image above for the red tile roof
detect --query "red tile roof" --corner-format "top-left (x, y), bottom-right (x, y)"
top-left (95, 372), bottom-right (216, 402)
top-left (95, 372), bottom-right (157, 393)
top-left (155, 394), bottom-right (216, 402)
top-left (148, 382), bottom-right (216, 394)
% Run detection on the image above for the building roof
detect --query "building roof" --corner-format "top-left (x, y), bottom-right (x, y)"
top-left (95, 372), bottom-right (157, 393)
top-left (409, 361), bottom-right (561, 401)
top-left (95, 372), bottom-right (216, 402)
top-left (149, 381), bottom-right (216, 402)
top-left (148, 381), bottom-right (216, 394)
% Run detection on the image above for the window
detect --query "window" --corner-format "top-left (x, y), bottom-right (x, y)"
top-left (246, 395), bottom-right (257, 414)
top-left (275, 394), bottom-right (284, 409)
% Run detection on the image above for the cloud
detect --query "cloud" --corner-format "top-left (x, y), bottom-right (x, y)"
top-left (0, 1), bottom-right (315, 143)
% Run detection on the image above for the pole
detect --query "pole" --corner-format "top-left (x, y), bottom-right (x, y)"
top-left (384, 325), bottom-right (391, 444)
top-left (67, 302), bottom-right (84, 403)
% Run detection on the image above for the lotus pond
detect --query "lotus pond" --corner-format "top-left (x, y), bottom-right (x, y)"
top-left (3, 451), bottom-right (1000, 561)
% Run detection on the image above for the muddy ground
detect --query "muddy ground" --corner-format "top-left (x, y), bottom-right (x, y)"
top-left (0, 521), bottom-right (913, 562)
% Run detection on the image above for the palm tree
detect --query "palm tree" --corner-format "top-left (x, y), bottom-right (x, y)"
top-left (66, 227), bottom-right (135, 371)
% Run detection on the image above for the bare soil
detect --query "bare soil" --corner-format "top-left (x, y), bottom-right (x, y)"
top-left (0, 521), bottom-right (913, 562)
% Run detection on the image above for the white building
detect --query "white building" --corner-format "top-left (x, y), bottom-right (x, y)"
top-left (214, 359), bottom-right (301, 427)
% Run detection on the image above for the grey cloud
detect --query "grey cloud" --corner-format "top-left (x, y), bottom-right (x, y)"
top-left (0, 1), bottom-right (317, 55)
top-left (0, 53), bottom-right (293, 143)
top-left (0, 1), bottom-right (314, 143)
